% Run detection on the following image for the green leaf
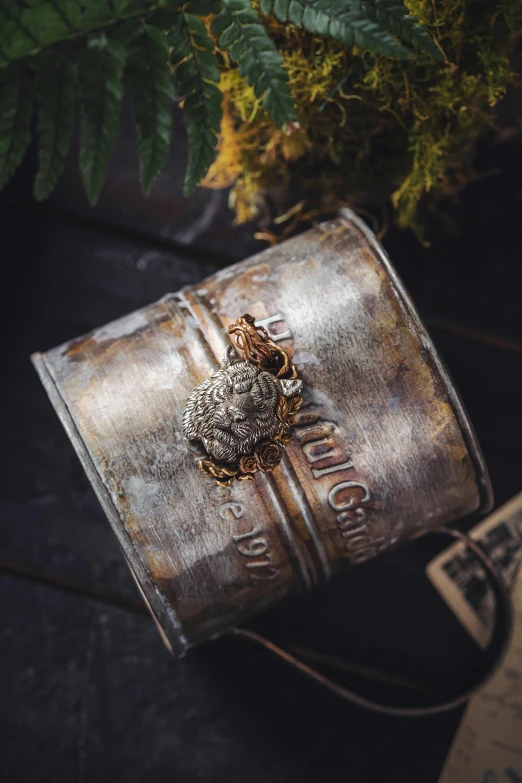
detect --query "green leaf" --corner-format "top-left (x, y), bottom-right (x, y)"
top-left (79, 35), bottom-right (125, 205)
top-left (35, 0), bottom-right (82, 36)
top-left (34, 53), bottom-right (76, 200)
top-left (0, 1), bottom-right (172, 70)
top-left (0, 1), bottom-right (81, 62)
top-left (363, 0), bottom-right (444, 61)
top-left (82, 0), bottom-right (156, 27)
top-left (127, 24), bottom-right (174, 195)
top-left (259, 0), bottom-right (274, 14)
top-left (261, 0), bottom-right (441, 60)
top-left (211, 0), bottom-right (298, 129)
top-left (170, 13), bottom-right (223, 195)
top-left (261, 0), bottom-right (415, 59)
top-left (0, 67), bottom-right (33, 190)
top-left (0, 4), bottom-right (44, 63)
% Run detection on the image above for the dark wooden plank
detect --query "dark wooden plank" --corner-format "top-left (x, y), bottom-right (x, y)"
top-left (4, 99), bottom-right (264, 263)
top-left (0, 495), bottom-right (139, 604)
top-left (2, 573), bottom-right (461, 783)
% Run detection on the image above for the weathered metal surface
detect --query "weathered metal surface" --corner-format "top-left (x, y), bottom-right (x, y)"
top-left (31, 209), bottom-right (492, 656)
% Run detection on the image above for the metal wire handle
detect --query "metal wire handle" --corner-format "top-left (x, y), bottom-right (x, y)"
top-left (231, 526), bottom-right (514, 717)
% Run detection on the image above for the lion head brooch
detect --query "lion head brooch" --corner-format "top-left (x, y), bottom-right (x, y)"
top-left (182, 314), bottom-right (303, 486)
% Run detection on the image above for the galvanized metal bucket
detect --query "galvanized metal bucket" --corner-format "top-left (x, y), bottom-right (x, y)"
top-left (33, 209), bottom-right (507, 712)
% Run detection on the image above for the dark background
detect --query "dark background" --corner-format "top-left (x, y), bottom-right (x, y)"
top-left (2, 105), bottom-right (522, 783)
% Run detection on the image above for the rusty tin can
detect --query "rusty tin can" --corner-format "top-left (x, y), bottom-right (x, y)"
top-left (32, 209), bottom-right (492, 657)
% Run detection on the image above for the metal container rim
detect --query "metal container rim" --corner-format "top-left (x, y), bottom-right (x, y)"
top-left (338, 208), bottom-right (493, 515)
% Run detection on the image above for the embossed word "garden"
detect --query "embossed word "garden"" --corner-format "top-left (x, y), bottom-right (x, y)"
top-left (259, 313), bottom-right (381, 566)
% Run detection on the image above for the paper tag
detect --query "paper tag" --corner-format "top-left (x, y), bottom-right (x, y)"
top-left (436, 554), bottom-right (522, 783)
top-left (427, 492), bottom-right (522, 648)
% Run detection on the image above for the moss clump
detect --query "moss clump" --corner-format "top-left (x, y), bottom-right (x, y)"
top-left (204, 0), bottom-right (522, 238)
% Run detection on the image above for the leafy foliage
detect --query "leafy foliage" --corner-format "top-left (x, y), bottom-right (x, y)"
top-left (34, 53), bottom-right (76, 200)
top-left (170, 13), bottom-right (222, 194)
top-left (79, 35), bottom-right (126, 205)
top-left (260, 0), bottom-right (416, 59)
top-left (212, 0), bottom-right (522, 237)
top-left (127, 24), bottom-right (174, 194)
top-left (363, 0), bottom-right (444, 61)
top-left (0, 0), bottom-right (441, 206)
top-left (0, 67), bottom-right (33, 190)
top-left (212, 0), bottom-right (298, 128)
top-left (0, 1), bottom-right (154, 66)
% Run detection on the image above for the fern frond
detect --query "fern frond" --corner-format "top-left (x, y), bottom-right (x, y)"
top-left (0, 67), bottom-right (33, 190)
top-left (0, 4), bottom-right (42, 64)
top-left (82, 0), bottom-right (151, 27)
top-left (79, 35), bottom-right (126, 205)
top-left (170, 13), bottom-right (223, 195)
top-left (0, 0), bottom-right (442, 212)
top-left (37, 0), bottom-right (81, 32)
top-left (260, 0), bottom-right (421, 60)
top-left (259, 0), bottom-right (274, 16)
top-left (127, 24), bottom-right (174, 195)
top-left (211, 0), bottom-right (298, 129)
top-left (34, 53), bottom-right (76, 200)
top-left (363, 0), bottom-right (444, 61)
top-left (0, 1), bottom-right (162, 69)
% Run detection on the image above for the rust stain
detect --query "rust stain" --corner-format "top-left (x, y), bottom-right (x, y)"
top-left (145, 548), bottom-right (178, 581)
